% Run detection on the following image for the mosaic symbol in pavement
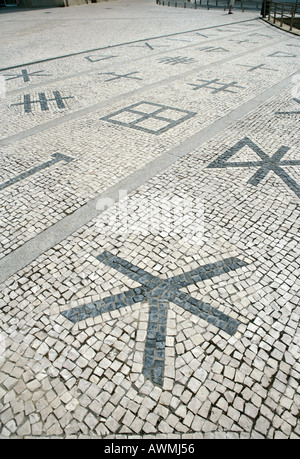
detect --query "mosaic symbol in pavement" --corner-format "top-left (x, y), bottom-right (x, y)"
top-left (195, 32), bottom-right (209, 38)
top-left (100, 101), bottom-right (197, 135)
top-left (276, 98), bottom-right (300, 115)
top-left (157, 56), bottom-right (196, 66)
top-left (268, 51), bottom-right (297, 58)
top-left (84, 54), bottom-right (117, 63)
top-left (229, 39), bottom-right (258, 45)
top-left (216, 28), bottom-right (241, 33)
top-left (251, 33), bottom-right (273, 38)
top-left (207, 137), bottom-right (300, 198)
top-left (98, 71), bottom-right (142, 82)
top-left (145, 42), bottom-right (155, 50)
top-left (197, 46), bottom-right (229, 53)
top-left (11, 91), bottom-right (74, 113)
top-left (188, 78), bottom-right (244, 94)
top-left (237, 63), bottom-right (278, 72)
top-left (62, 250), bottom-right (248, 386)
top-left (3, 69), bottom-right (52, 82)
top-left (128, 42), bottom-right (169, 50)
top-left (0, 153), bottom-right (73, 191)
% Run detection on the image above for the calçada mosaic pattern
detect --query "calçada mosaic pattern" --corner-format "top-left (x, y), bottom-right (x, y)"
top-left (62, 251), bottom-right (247, 386)
top-left (0, 3), bottom-right (299, 439)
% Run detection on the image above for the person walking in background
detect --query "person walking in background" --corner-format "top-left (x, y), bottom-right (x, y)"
top-left (261, 0), bottom-right (270, 17)
top-left (228, 0), bottom-right (235, 13)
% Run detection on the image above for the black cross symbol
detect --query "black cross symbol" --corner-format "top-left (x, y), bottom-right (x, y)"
top-left (98, 71), bottom-right (142, 82)
top-left (11, 91), bottom-right (74, 113)
top-left (188, 78), bottom-right (244, 94)
top-left (237, 63), bottom-right (278, 72)
top-left (62, 250), bottom-right (247, 386)
top-left (3, 69), bottom-right (52, 82)
top-left (207, 137), bottom-right (300, 198)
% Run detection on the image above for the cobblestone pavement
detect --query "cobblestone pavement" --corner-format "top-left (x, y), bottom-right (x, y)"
top-left (0, 0), bottom-right (299, 439)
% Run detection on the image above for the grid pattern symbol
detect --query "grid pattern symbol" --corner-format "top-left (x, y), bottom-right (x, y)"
top-left (100, 101), bottom-right (197, 135)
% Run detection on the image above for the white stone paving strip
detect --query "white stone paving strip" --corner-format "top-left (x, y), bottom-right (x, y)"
top-left (0, 34), bottom-right (288, 143)
top-left (0, 69), bottom-right (298, 285)
top-left (0, 27), bottom-right (298, 259)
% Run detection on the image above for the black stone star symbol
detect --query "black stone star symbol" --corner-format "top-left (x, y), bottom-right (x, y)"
top-left (62, 251), bottom-right (247, 386)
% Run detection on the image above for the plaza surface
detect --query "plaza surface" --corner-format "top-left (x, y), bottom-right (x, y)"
top-left (0, 0), bottom-right (299, 439)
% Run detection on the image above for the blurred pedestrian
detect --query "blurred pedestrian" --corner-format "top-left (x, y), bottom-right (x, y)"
top-left (261, 0), bottom-right (270, 17)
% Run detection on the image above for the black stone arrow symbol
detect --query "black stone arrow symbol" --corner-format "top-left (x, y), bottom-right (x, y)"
top-left (0, 153), bottom-right (73, 191)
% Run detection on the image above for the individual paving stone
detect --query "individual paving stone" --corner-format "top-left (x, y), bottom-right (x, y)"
top-left (254, 416), bottom-right (271, 436)
top-left (17, 420), bottom-right (31, 437)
